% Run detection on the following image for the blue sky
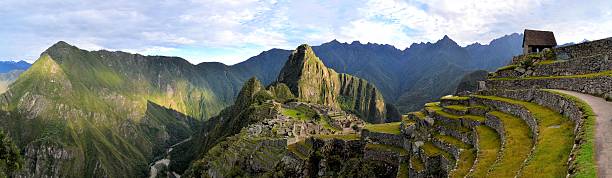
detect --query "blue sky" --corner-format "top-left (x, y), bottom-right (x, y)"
top-left (1, 0), bottom-right (611, 65)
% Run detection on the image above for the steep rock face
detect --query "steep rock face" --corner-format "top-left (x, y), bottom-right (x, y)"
top-left (277, 44), bottom-right (386, 123)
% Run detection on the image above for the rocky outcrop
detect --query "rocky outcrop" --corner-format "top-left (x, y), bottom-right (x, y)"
top-left (277, 44), bottom-right (387, 123)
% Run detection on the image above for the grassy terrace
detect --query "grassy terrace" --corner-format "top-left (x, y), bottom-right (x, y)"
top-left (287, 140), bottom-right (312, 160)
top-left (444, 105), bottom-right (468, 112)
top-left (477, 95), bottom-right (576, 177)
top-left (408, 111), bottom-right (426, 120)
top-left (281, 105), bottom-right (317, 121)
top-left (434, 134), bottom-right (471, 149)
top-left (469, 125), bottom-right (502, 177)
top-left (491, 70), bottom-right (612, 81)
top-left (313, 134), bottom-right (360, 141)
top-left (544, 90), bottom-right (596, 178)
top-left (496, 64), bottom-right (519, 71)
top-left (425, 102), bottom-right (440, 107)
top-left (411, 157), bottom-right (425, 172)
top-left (427, 105), bottom-right (486, 122)
top-left (449, 148), bottom-right (475, 178)
top-left (421, 142), bottom-right (453, 160)
top-left (365, 143), bottom-right (408, 156)
top-left (435, 122), bottom-right (471, 133)
top-left (364, 122), bottom-right (402, 135)
top-left (441, 95), bottom-right (470, 100)
top-left (486, 111), bottom-right (533, 177)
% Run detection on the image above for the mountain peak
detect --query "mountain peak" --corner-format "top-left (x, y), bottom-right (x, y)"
top-left (435, 35), bottom-right (459, 47)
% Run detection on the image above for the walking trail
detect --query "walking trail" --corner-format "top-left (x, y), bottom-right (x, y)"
top-left (554, 90), bottom-right (612, 177)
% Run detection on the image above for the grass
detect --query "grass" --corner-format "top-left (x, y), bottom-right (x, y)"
top-left (486, 111), bottom-right (534, 177)
top-left (280, 106), bottom-right (317, 121)
top-left (543, 90), bottom-right (596, 178)
top-left (365, 143), bottom-right (408, 156)
top-left (441, 95), bottom-right (469, 100)
top-left (434, 134), bottom-right (471, 149)
top-left (477, 95), bottom-right (576, 177)
top-left (421, 142), bottom-right (452, 159)
top-left (491, 70), bottom-right (612, 81)
top-left (427, 105), bottom-right (486, 122)
top-left (363, 122), bottom-right (402, 135)
top-left (444, 105), bottom-right (469, 112)
top-left (449, 148), bottom-right (476, 178)
top-left (408, 111), bottom-right (425, 119)
top-left (535, 59), bottom-right (560, 65)
top-left (496, 64), bottom-right (519, 71)
top-left (411, 157), bottom-right (425, 172)
top-left (469, 125), bottom-right (502, 177)
top-left (313, 134), bottom-right (360, 141)
top-left (425, 102), bottom-right (440, 107)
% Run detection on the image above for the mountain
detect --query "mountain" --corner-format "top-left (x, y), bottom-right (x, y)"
top-left (171, 44), bottom-right (392, 175)
top-left (0, 60), bottom-right (30, 73)
top-left (276, 44), bottom-right (387, 123)
top-left (0, 33), bottom-right (522, 177)
top-left (0, 70), bottom-right (25, 93)
top-left (0, 42), bottom-right (249, 177)
top-left (233, 34), bottom-right (523, 112)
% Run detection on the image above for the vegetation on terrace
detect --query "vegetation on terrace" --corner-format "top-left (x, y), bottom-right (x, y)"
top-left (427, 105), bottom-right (486, 122)
top-left (477, 95), bottom-right (576, 177)
top-left (468, 125), bottom-right (501, 177)
top-left (365, 143), bottom-right (408, 156)
top-left (363, 122), bottom-right (402, 135)
top-left (485, 111), bottom-right (533, 177)
top-left (543, 90), bottom-right (596, 178)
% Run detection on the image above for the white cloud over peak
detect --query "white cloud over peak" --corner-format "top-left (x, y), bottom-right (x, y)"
top-left (0, 0), bottom-right (610, 64)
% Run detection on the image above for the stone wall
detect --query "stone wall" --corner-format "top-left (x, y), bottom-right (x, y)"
top-left (485, 76), bottom-right (612, 99)
top-left (494, 54), bottom-right (611, 78)
top-left (432, 137), bottom-right (461, 159)
top-left (555, 38), bottom-right (612, 60)
top-left (361, 130), bottom-right (404, 148)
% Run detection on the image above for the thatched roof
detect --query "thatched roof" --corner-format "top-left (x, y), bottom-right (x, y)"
top-left (523, 29), bottom-right (557, 47)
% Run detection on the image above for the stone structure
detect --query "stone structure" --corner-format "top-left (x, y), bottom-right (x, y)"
top-left (523, 29), bottom-right (557, 54)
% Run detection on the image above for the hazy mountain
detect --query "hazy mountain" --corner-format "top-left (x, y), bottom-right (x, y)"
top-left (0, 60), bottom-right (30, 73)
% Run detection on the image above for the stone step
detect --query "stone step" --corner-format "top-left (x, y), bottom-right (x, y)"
top-left (364, 143), bottom-right (408, 166)
top-left (426, 105), bottom-right (485, 129)
top-left (287, 139), bottom-right (313, 160)
top-left (432, 133), bottom-right (476, 178)
top-left (419, 141), bottom-right (455, 176)
top-left (468, 125), bottom-right (502, 177)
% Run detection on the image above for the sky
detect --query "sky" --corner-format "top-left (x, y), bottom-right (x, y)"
top-left (1, 0), bottom-right (611, 65)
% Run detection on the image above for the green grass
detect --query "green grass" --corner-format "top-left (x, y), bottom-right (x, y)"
top-left (449, 148), bottom-right (476, 178)
top-left (434, 134), bottom-right (471, 149)
top-left (535, 59), bottom-right (560, 65)
top-left (287, 140), bottom-right (312, 160)
top-left (496, 64), bottom-right (519, 71)
top-left (486, 111), bottom-right (534, 177)
top-left (408, 111), bottom-right (425, 119)
top-left (421, 142), bottom-right (452, 159)
top-left (411, 157), bottom-right (425, 172)
top-left (543, 90), bottom-right (596, 178)
top-left (469, 125), bottom-right (502, 177)
top-left (427, 106), bottom-right (486, 122)
top-left (425, 102), bottom-right (440, 107)
top-left (313, 134), bottom-right (360, 141)
top-left (363, 122), bottom-right (402, 135)
top-left (491, 70), bottom-right (612, 81)
top-left (441, 95), bottom-right (469, 100)
top-left (477, 95), bottom-right (576, 177)
top-left (365, 143), bottom-right (408, 156)
top-left (444, 105), bottom-right (469, 112)
top-left (280, 106), bottom-right (317, 121)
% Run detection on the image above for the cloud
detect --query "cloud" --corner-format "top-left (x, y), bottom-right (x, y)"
top-left (0, 0), bottom-right (610, 64)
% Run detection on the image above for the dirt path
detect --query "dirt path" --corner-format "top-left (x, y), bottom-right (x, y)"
top-left (553, 90), bottom-right (612, 177)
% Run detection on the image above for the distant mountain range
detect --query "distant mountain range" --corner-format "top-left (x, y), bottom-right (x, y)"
top-left (232, 33), bottom-right (523, 112)
top-left (0, 60), bottom-right (30, 73)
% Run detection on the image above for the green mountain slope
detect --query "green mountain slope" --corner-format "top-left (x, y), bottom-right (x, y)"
top-left (0, 42), bottom-right (246, 177)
